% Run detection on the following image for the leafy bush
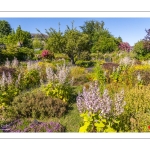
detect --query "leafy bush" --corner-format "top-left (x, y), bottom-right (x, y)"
top-left (0, 85), bottom-right (19, 106)
top-left (55, 53), bottom-right (70, 61)
top-left (4, 90), bottom-right (68, 119)
top-left (79, 51), bottom-right (91, 61)
top-left (132, 40), bottom-right (150, 60)
top-left (76, 60), bottom-right (95, 68)
top-left (72, 74), bottom-right (90, 86)
top-left (22, 69), bottom-right (40, 89)
top-left (43, 82), bottom-right (75, 103)
top-left (16, 47), bottom-right (34, 61)
top-left (70, 66), bottom-right (86, 78)
top-left (121, 85), bottom-right (150, 132)
top-left (1, 119), bottom-right (65, 132)
top-left (93, 63), bottom-right (106, 93)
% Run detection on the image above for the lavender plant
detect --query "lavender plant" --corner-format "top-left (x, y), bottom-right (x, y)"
top-left (76, 81), bottom-right (126, 132)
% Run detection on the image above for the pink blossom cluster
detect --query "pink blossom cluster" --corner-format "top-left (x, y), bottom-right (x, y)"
top-left (41, 50), bottom-right (49, 58)
top-left (119, 42), bottom-right (131, 52)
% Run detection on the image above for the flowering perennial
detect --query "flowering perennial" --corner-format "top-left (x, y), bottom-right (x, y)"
top-left (77, 81), bottom-right (125, 117)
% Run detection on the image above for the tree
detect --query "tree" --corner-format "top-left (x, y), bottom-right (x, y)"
top-left (143, 29), bottom-right (150, 54)
top-left (15, 25), bottom-right (32, 48)
top-left (64, 24), bottom-right (89, 64)
top-left (133, 40), bottom-right (145, 59)
top-left (114, 36), bottom-right (123, 46)
top-left (93, 35), bottom-right (118, 53)
top-left (45, 25), bottom-right (65, 53)
top-left (0, 20), bottom-right (12, 37)
top-left (32, 35), bottom-right (44, 50)
top-left (80, 20), bottom-right (105, 51)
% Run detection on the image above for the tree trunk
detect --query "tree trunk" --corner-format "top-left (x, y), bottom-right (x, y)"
top-left (70, 56), bottom-right (75, 65)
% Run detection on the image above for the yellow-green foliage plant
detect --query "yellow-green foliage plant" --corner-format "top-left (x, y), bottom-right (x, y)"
top-left (70, 66), bottom-right (86, 78)
top-left (121, 85), bottom-right (150, 132)
top-left (93, 62), bottom-right (106, 94)
top-left (43, 82), bottom-right (74, 103)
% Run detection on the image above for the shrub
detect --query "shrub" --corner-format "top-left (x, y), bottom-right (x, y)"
top-left (43, 82), bottom-right (75, 103)
top-left (22, 69), bottom-right (40, 89)
top-left (79, 51), bottom-right (91, 61)
top-left (41, 50), bottom-right (55, 60)
top-left (55, 53), bottom-right (70, 61)
top-left (4, 91), bottom-right (68, 119)
top-left (16, 47), bottom-right (34, 61)
top-left (119, 42), bottom-right (131, 52)
top-left (120, 85), bottom-right (150, 132)
top-left (132, 40), bottom-right (150, 60)
top-left (70, 66), bottom-right (86, 78)
top-left (76, 60), bottom-right (95, 68)
top-left (93, 63), bottom-right (106, 93)
top-left (131, 64), bottom-right (150, 85)
top-left (72, 74), bottom-right (90, 86)
top-left (1, 119), bottom-right (65, 132)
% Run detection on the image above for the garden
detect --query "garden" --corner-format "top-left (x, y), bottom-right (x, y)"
top-left (0, 20), bottom-right (150, 132)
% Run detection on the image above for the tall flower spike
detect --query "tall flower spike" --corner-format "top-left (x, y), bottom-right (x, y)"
top-left (12, 57), bottom-right (19, 68)
top-left (114, 90), bottom-right (125, 116)
top-left (46, 67), bottom-right (54, 82)
top-left (7, 72), bottom-right (12, 85)
top-left (1, 71), bottom-right (7, 87)
top-left (5, 58), bottom-right (11, 68)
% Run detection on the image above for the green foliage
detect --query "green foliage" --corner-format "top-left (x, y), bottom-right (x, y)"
top-left (3, 90), bottom-right (68, 119)
top-left (0, 84), bottom-right (20, 106)
top-left (70, 66), bottom-right (86, 78)
top-left (43, 82), bottom-right (75, 103)
top-left (92, 34), bottom-right (118, 53)
top-left (80, 20), bottom-right (105, 51)
top-left (75, 60), bottom-right (95, 68)
top-left (64, 24), bottom-right (89, 64)
top-left (16, 47), bottom-right (34, 60)
top-left (79, 112), bottom-right (119, 132)
top-left (22, 69), bottom-right (40, 89)
top-left (93, 62), bottom-right (106, 93)
top-left (0, 20), bottom-right (12, 37)
top-left (79, 51), bottom-right (91, 61)
top-left (15, 25), bottom-right (32, 48)
top-left (32, 36), bottom-right (44, 50)
top-left (133, 40), bottom-right (149, 60)
top-left (45, 27), bottom-right (65, 53)
top-left (121, 85), bottom-right (150, 132)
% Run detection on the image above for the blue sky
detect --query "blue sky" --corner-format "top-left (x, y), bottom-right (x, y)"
top-left (0, 18), bottom-right (150, 46)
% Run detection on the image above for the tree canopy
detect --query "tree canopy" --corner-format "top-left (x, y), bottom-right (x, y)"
top-left (0, 20), bottom-right (12, 37)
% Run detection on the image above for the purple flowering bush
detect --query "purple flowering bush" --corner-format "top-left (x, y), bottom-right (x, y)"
top-left (119, 42), bottom-right (131, 52)
top-left (76, 81), bottom-right (126, 132)
top-left (1, 119), bottom-right (65, 132)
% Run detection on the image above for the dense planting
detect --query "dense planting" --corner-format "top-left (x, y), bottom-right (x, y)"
top-left (0, 19), bottom-right (150, 132)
